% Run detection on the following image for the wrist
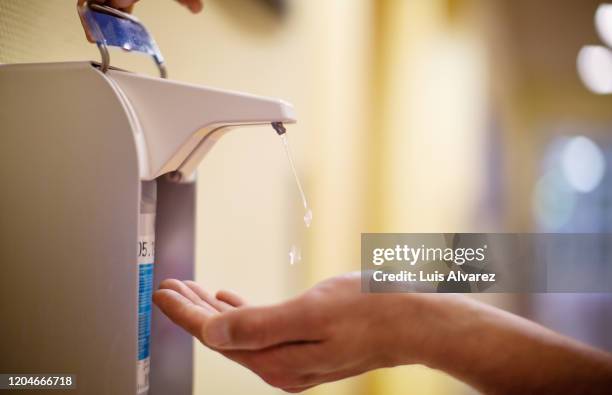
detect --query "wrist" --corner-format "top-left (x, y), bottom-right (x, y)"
top-left (375, 293), bottom-right (462, 368)
top-left (388, 293), bottom-right (488, 369)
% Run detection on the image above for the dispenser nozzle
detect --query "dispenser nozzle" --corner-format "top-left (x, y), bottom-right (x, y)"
top-left (272, 122), bottom-right (286, 135)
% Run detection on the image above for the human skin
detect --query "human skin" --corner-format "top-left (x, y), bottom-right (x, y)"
top-left (153, 273), bottom-right (612, 394)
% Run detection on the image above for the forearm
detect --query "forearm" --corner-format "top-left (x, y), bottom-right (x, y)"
top-left (393, 294), bottom-right (612, 394)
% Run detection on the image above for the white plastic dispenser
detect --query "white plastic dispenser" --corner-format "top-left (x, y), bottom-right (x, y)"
top-left (0, 61), bottom-right (296, 395)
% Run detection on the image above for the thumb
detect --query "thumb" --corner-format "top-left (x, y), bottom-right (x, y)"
top-left (202, 301), bottom-right (320, 350)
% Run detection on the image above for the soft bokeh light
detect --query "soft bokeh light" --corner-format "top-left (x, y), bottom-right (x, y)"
top-left (561, 136), bottom-right (606, 193)
top-left (577, 45), bottom-right (612, 94)
top-left (595, 4), bottom-right (612, 48)
top-left (533, 170), bottom-right (576, 231)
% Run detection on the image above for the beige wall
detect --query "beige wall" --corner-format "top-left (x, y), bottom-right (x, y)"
top-left (185, 1), bottom-right (373, 394)
top-left (5, 1), bottom-right (593, 394)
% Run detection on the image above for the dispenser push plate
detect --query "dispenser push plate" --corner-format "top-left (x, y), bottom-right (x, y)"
top-left (78, 2), bottom-right (166, 76)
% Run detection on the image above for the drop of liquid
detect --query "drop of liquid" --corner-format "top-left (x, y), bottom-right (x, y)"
top-left (280, 134), bottom-right (313, 228)
top-left (288, 244), bottom-right (302, 265)
top-left (303, 209), bottom-right (313, 228)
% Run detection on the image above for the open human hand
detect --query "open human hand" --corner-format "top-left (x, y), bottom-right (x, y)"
top-left (152, 273), bottom-right (431, 392)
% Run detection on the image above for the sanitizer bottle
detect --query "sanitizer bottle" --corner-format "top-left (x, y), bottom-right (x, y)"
top-left (137, 181), bottom-right (157, 395)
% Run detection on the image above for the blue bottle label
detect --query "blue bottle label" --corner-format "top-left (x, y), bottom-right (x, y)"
top-left (137, 213), bottom-right (155, 394)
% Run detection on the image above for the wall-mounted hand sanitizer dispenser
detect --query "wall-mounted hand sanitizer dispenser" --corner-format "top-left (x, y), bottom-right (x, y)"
top-left (0, 61), bottom-right (295, 395)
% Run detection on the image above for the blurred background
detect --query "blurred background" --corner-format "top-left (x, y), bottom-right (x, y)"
top-left (1, 0), bottom-right (612, 394)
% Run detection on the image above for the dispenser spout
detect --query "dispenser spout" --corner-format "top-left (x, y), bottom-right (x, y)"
top-left (272, 122), bottom-right (287, 136)
top-left (105, 68), bottom-right (296, 180)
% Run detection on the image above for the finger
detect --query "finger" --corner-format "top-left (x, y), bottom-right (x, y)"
top-left (216, 289), bottom-right (247, 308)
top-left (183, 280), bottom-right (234, 312)
top-left (176, 0), bottom-right (203, 13)
top-left (158, 279), bottom-right (218, 314)
top-left (202, 301), bottom-right (322, 350)
top-left (153, 289), bottom-right (213, 341)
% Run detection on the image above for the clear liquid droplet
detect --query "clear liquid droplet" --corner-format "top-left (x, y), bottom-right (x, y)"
top-left (280, 134), bottom-right (312, 228)
top-left (289, 244), bottom-right (302, 265)
top-left (303, 208), bottom-right (313, 228)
